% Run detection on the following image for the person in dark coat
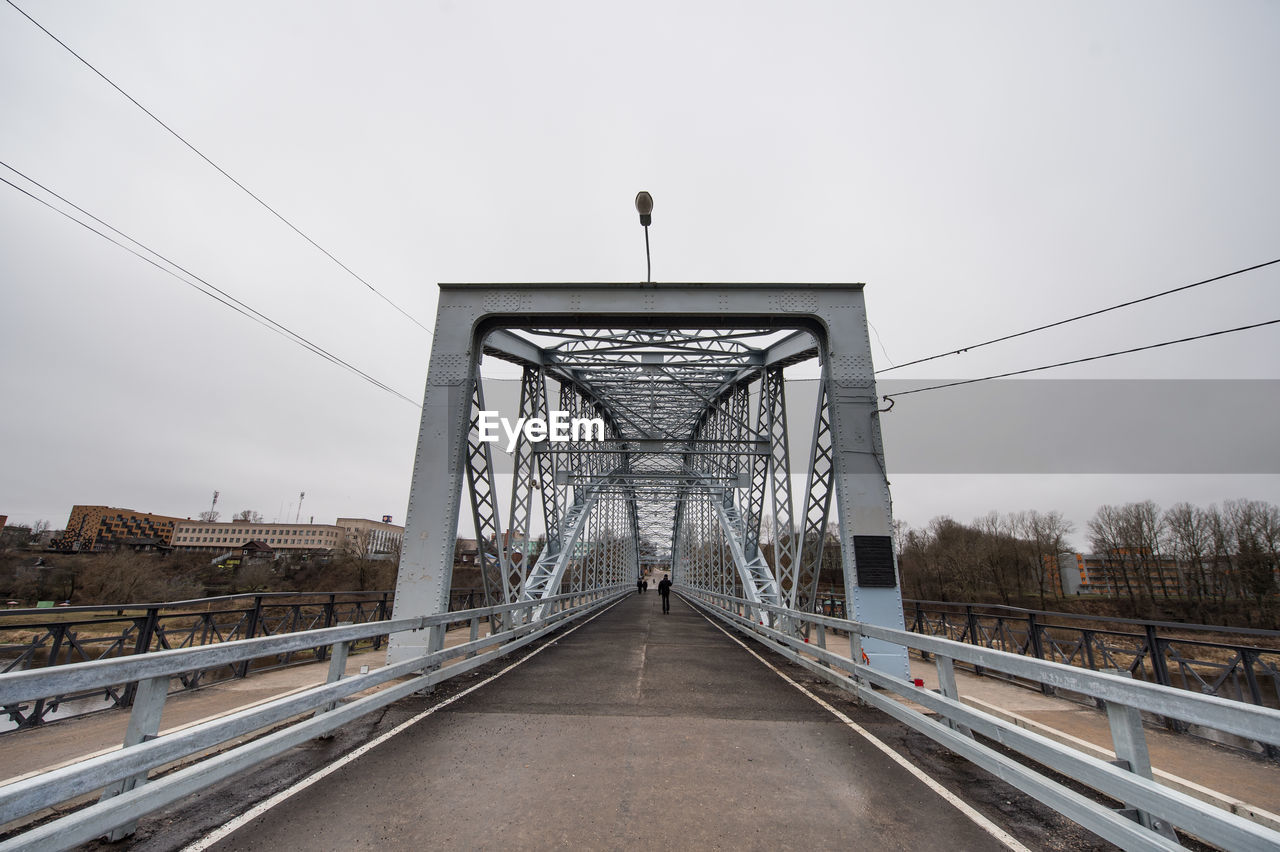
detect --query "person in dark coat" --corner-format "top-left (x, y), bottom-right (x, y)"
top-left (637, 577), bottom-right (644, 595)
top-left (658, 574), bottom-right (672, 614)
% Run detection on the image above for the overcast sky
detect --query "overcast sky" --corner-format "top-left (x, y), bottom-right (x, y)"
top-left (2, 1), bottom-right (1277, 548)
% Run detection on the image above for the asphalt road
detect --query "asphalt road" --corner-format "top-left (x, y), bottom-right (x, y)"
top-left (98, 591), bottom-right (1115, 851)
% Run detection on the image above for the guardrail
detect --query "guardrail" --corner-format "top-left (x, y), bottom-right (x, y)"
top-left (0, 586), bottom-right (629, 850)
top-left (903, 600), bottom-right (1280, 735)
top-left (685, 589), bottom-right (1280, 852)
top-left (0, 591), bottom-right (395, 729)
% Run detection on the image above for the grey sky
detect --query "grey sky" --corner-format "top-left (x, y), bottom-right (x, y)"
top-left (2, 1), bottom-right (1277, 547)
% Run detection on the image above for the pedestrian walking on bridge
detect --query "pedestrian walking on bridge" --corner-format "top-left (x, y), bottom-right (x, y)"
top-left (658, 574), bottom-right (672, 614)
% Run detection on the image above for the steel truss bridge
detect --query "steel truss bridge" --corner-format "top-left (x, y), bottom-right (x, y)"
top-left (4, 284), bottom-right (1280, 850)
top-left (388, 282), bottom-right (909, 675)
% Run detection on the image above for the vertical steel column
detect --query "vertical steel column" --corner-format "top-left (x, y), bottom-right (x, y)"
top-left (824, 298), bottom-right (909, 678)
top-left (761, 367), bottom-right (798, 605)
top-left (462, 378), bottom-right (512, 620)
top-left (796, 382), bottom-right (835, 616)
top-left (505, 366), bottom-right (548, 606)
top-left (744, 377), bottom-right (770, 560)
top-left (388, 295), bottom-right (476, 666)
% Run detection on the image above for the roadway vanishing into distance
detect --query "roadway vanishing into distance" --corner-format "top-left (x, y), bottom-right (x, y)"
top-left (98, 592), bottom-right (1117, 852)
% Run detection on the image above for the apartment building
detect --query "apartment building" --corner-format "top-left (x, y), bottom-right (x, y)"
top-left (60, 506), bottom-right (185, 552)
top-left (1056, 550), bottom-right (1186, 596)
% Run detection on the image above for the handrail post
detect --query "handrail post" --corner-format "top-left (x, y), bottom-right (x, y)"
top-left (122, 606), bottom-right (160, 708)
top-left (1027, 613), bottom-right (1053, 695)
top-left (1104, 693), bottom-right (1176, 840)
top-left (98, 674), bottom-right (169, 841)
top-left (316, 639), bottom-right (351, 723)
top-left (1144, 623), bottom-right (1171, 688)
top-left (934, 655), bottom-right (973, 738)
top-left (848, 631), bottom-right (866, 704)
top-left (467, 615), bottom-right (480, 659)
top-left (1240, 648), bottom-right (1279, 758)
top-left (374, 592), bottom-right (390, 649)
top-left (965, 606), bottom-right (985, 677)
top-left (318, 595), bottom-right (337, 661)
top-left (238, 595), bottom-right (264, 678)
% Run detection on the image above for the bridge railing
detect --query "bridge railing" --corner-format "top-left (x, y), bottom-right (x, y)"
top-left (684, 588), bottom-right (1280, 852)
top-left (0, 591), bottom-right (394, 730)
top-left (904, 599), bottom-right (1280, 714)
top-left (0, 585), bottom-right (629, 851)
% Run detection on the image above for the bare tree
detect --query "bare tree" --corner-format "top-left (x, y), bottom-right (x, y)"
top-left (973, 512), bottom-right (1023, 605)
top-left (198, 510), bottom-right (220, 522)
top-left (1024, 510), bottom-right (1074, 608)
top-left (1226, 499), bottom-right (1280, 626)
top-left (1088, 504), bottom-right (1141, 614)
top-left (1164, 502), bottom-right (1212, 618)
top-left (233, 509), bottom-right (264, 523)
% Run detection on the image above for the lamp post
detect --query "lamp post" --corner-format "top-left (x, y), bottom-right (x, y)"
top-left (635, 191), bottom-right (653, 283)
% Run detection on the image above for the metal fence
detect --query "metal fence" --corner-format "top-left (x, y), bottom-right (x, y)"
top-left (0, 592), bottom-right (395, 730)
top-left (904, 600), bottom-right (1280, 717)
top-left (686, 589), bottom-right (1280, 852)
top-left (0, 586), bottom-right (629, 851)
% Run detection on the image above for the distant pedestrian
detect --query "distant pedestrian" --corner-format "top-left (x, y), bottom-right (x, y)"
top-left (637, 577), bottom-right (644, 595)
top-left (643, 579), bottom-right (649, 593)
top-left (658, 574), bottom-right (672, 614)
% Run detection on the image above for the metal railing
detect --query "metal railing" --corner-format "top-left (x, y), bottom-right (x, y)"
top-left (0, 585), bottom-right (629, 850)
top-left (685, 589), bottom-right (1280, 852)
top-left (0, 591), bottom-right (395, 729)
top-left (904, 600), bottom-right (1280, 720)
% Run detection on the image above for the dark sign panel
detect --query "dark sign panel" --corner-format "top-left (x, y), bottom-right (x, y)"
top-left (853, 535), bottom-right (897, 588)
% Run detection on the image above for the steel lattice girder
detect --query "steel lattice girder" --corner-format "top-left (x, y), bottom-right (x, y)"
top-left (389, 283), bottom-right (908, 678)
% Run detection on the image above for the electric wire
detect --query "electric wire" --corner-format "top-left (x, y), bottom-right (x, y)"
top-left (876, 257), bottom-right (1280, 374)
top-left (0, 165), bottom-right (420, 409)
top-left (880, 318), bottom-right (1280, 404)
top-left (5, 0), bottom-right (434, 336)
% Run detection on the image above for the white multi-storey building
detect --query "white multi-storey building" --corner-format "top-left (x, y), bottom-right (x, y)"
top-left (170, 521), bottom-right (345, 554)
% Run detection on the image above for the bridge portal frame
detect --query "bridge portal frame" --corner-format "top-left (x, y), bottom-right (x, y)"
top-left (388, 282), bottom-right (908, 676)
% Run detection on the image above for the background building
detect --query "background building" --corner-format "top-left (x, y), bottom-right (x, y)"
top-left (170, 516), bottom-right (405, 559)
top-left (1056, 550), bottom-right (1187, 596)
top-left (337, 517), bottom-right (404, 560)
top-left (171, 520), bottom-right (345, 555)
top-left (58, 506), bottom-right (185, 552)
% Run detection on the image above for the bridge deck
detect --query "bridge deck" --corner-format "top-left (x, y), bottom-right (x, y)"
top-left (196, 592), bottom-right (1014, 851)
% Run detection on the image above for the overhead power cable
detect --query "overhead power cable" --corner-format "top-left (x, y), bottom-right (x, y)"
top-left (876, 258), bottom-right (1280, 374)
top-left (0, 164), bottom-right (420, 409)
top-left (880, 318), bottom-right (1280, 407)
top-left (6, 0), bottom-right (433, 336)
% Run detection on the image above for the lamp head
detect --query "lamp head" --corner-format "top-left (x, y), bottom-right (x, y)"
top-left (635, 191), bottom-right (653, 226)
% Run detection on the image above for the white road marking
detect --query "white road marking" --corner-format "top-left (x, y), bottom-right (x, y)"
top-left (687, 599), bottom-right (1034, 852)
top-left (181, 597), bottom-right (626, 852)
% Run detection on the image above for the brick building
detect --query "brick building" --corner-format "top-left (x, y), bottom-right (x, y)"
top-left (58, 506), bottom-right (185, 552)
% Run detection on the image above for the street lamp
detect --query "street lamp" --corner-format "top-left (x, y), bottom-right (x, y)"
top-left (635, 191), bottom-right (653, 283)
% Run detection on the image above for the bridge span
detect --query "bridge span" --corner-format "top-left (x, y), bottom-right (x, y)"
top-left (4, 282), bottom-right (1280, 850)
top-left (132, 593), bottom-right (1039, 851)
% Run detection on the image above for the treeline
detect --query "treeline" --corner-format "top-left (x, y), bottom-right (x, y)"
top-left (897, 499), bottom-right (1280, 627)
top-left (0, 549), bottom-right (399, 607)
top-left (897, 510), bottom-right (1073, 609)
top-left (1087, 498), bottom-right (1279, 624)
